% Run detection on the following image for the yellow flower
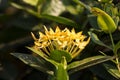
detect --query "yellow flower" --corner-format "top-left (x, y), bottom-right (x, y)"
top-left (32, 26), bottom-right (90, 58)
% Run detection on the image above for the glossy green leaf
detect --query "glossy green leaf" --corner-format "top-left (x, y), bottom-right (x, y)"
top-left (11, 53), bottom-right (54, 75)
top-left (103, 63), bottom-right (120, 79)
top-left (23, 0), bottom-right (39, 6)
top-left (88, 31), bottom-right (112, 50)
top-left (50, 50), bottom-right (72, 63)
top-left (68, 55), bottom-right (114, 74)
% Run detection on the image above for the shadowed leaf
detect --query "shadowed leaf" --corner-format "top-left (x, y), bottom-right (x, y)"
top-left (104, 63), bottom-right (120, 79)
top-left (11, 53), bottom-right (54, 75)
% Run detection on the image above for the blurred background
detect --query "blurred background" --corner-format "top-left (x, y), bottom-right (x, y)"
top-left (0, 0), bottom-right (120, 80)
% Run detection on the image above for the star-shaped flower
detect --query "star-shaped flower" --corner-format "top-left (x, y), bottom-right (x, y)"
top-left (32, 26), bottom-right (90, 59)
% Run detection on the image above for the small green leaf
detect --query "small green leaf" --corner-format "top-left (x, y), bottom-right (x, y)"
top-left (27, 47), bottom-right (46, 58)
top-left (113, 40), bottom-right (120, 54)
top-left (23, 0), bottom-right (39, 6)
top-left (11, 53), bottom-right (54, 75)
top-left (104, 63), bottom-right (120, 79)
top-left (27, 47), bottom-right (59, 66)
top-left (98, 0), bottom-right (113, 3)
top-left (88, 31), bottom-right (112, 50)
top-left (68, 55), bottom-right (114, 74)
top-left (50, 50), bottom-right (72, 63)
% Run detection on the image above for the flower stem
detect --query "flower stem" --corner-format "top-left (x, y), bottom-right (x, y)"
top-left (109, 32), bottom-right (115, 48)
top-left (109, 32), bottom-right (120, 72)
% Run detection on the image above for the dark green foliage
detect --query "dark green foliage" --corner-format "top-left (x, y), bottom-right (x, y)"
top-left (0, 0), bottom-right (120, 80)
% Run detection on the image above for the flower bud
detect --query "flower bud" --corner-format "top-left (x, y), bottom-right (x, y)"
top-left (91, 7), bottom-right (117, 33)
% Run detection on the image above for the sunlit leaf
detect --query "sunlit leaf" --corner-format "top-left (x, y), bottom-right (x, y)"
top-left (88, 31), bottom-right (112, 50)
top-left (23, 0), bottom-right (39, 6)
top-left (104, 63), bottom-right (120, 79)
top-left (27, 47), bottom-right (46, 58)
top-left (68, 55), bottom-right (114, 74)
top-left (41, 0), bottom-right (65, 16)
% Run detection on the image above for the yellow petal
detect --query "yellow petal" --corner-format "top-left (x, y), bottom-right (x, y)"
top-left (71, 28), bottom-right (76, 34)
top-left (50, 28), bottom-right (54, 34)
top-left (31, 32), bottom-right (38, 40)
top-left (55, 26), bottom-right (61, 33)
top-left (39, 32), bottom-right (45, 38)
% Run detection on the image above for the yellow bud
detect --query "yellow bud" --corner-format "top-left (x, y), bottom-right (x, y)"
top-left (91, 7), bottom-right (117, 33)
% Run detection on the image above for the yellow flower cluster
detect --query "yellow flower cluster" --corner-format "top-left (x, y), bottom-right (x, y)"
top-left (32, 26), bottom-right (90, 58)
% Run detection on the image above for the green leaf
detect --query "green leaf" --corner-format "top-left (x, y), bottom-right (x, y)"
top-left (113, 40), bottom-right (120, 54)
top-left (11, 2), bottom-right (39, 16)
top-left (27, 47), bottom-right (46, 58)
top-left (90, 64), bottom-right (117, 80)
top-left (50, 50), bottom-right (72, 63)
top-left (88, 31), bottom-right (112, 50)
top-left (73, 0), bottom-right (91, 11)
top-left (68, 55), bottom-right (114, 74)
top-left (88, 15), bottom-right (99, 29)
top-left (23, 0), bottom-right (39, 6)
top-left (41, 0), bottom-right (65, 16)
top-left (98, 0), bottom-right (113, 3)
top-left (41, 14), bottom-right (78, 27)
top-left (11, 3), bottom-right (79, 27)
top-left (11, 53), bottom-right (54, 75)
top-left (104, 63), bottom-right (120, 79)
top-left (27, 47), bottom-right (59, 66)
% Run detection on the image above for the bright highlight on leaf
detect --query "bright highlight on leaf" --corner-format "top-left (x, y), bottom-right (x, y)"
top-left (23, 0), bottom-right (39, 6)
top-left (32, 26), bottom-right (90, 60)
